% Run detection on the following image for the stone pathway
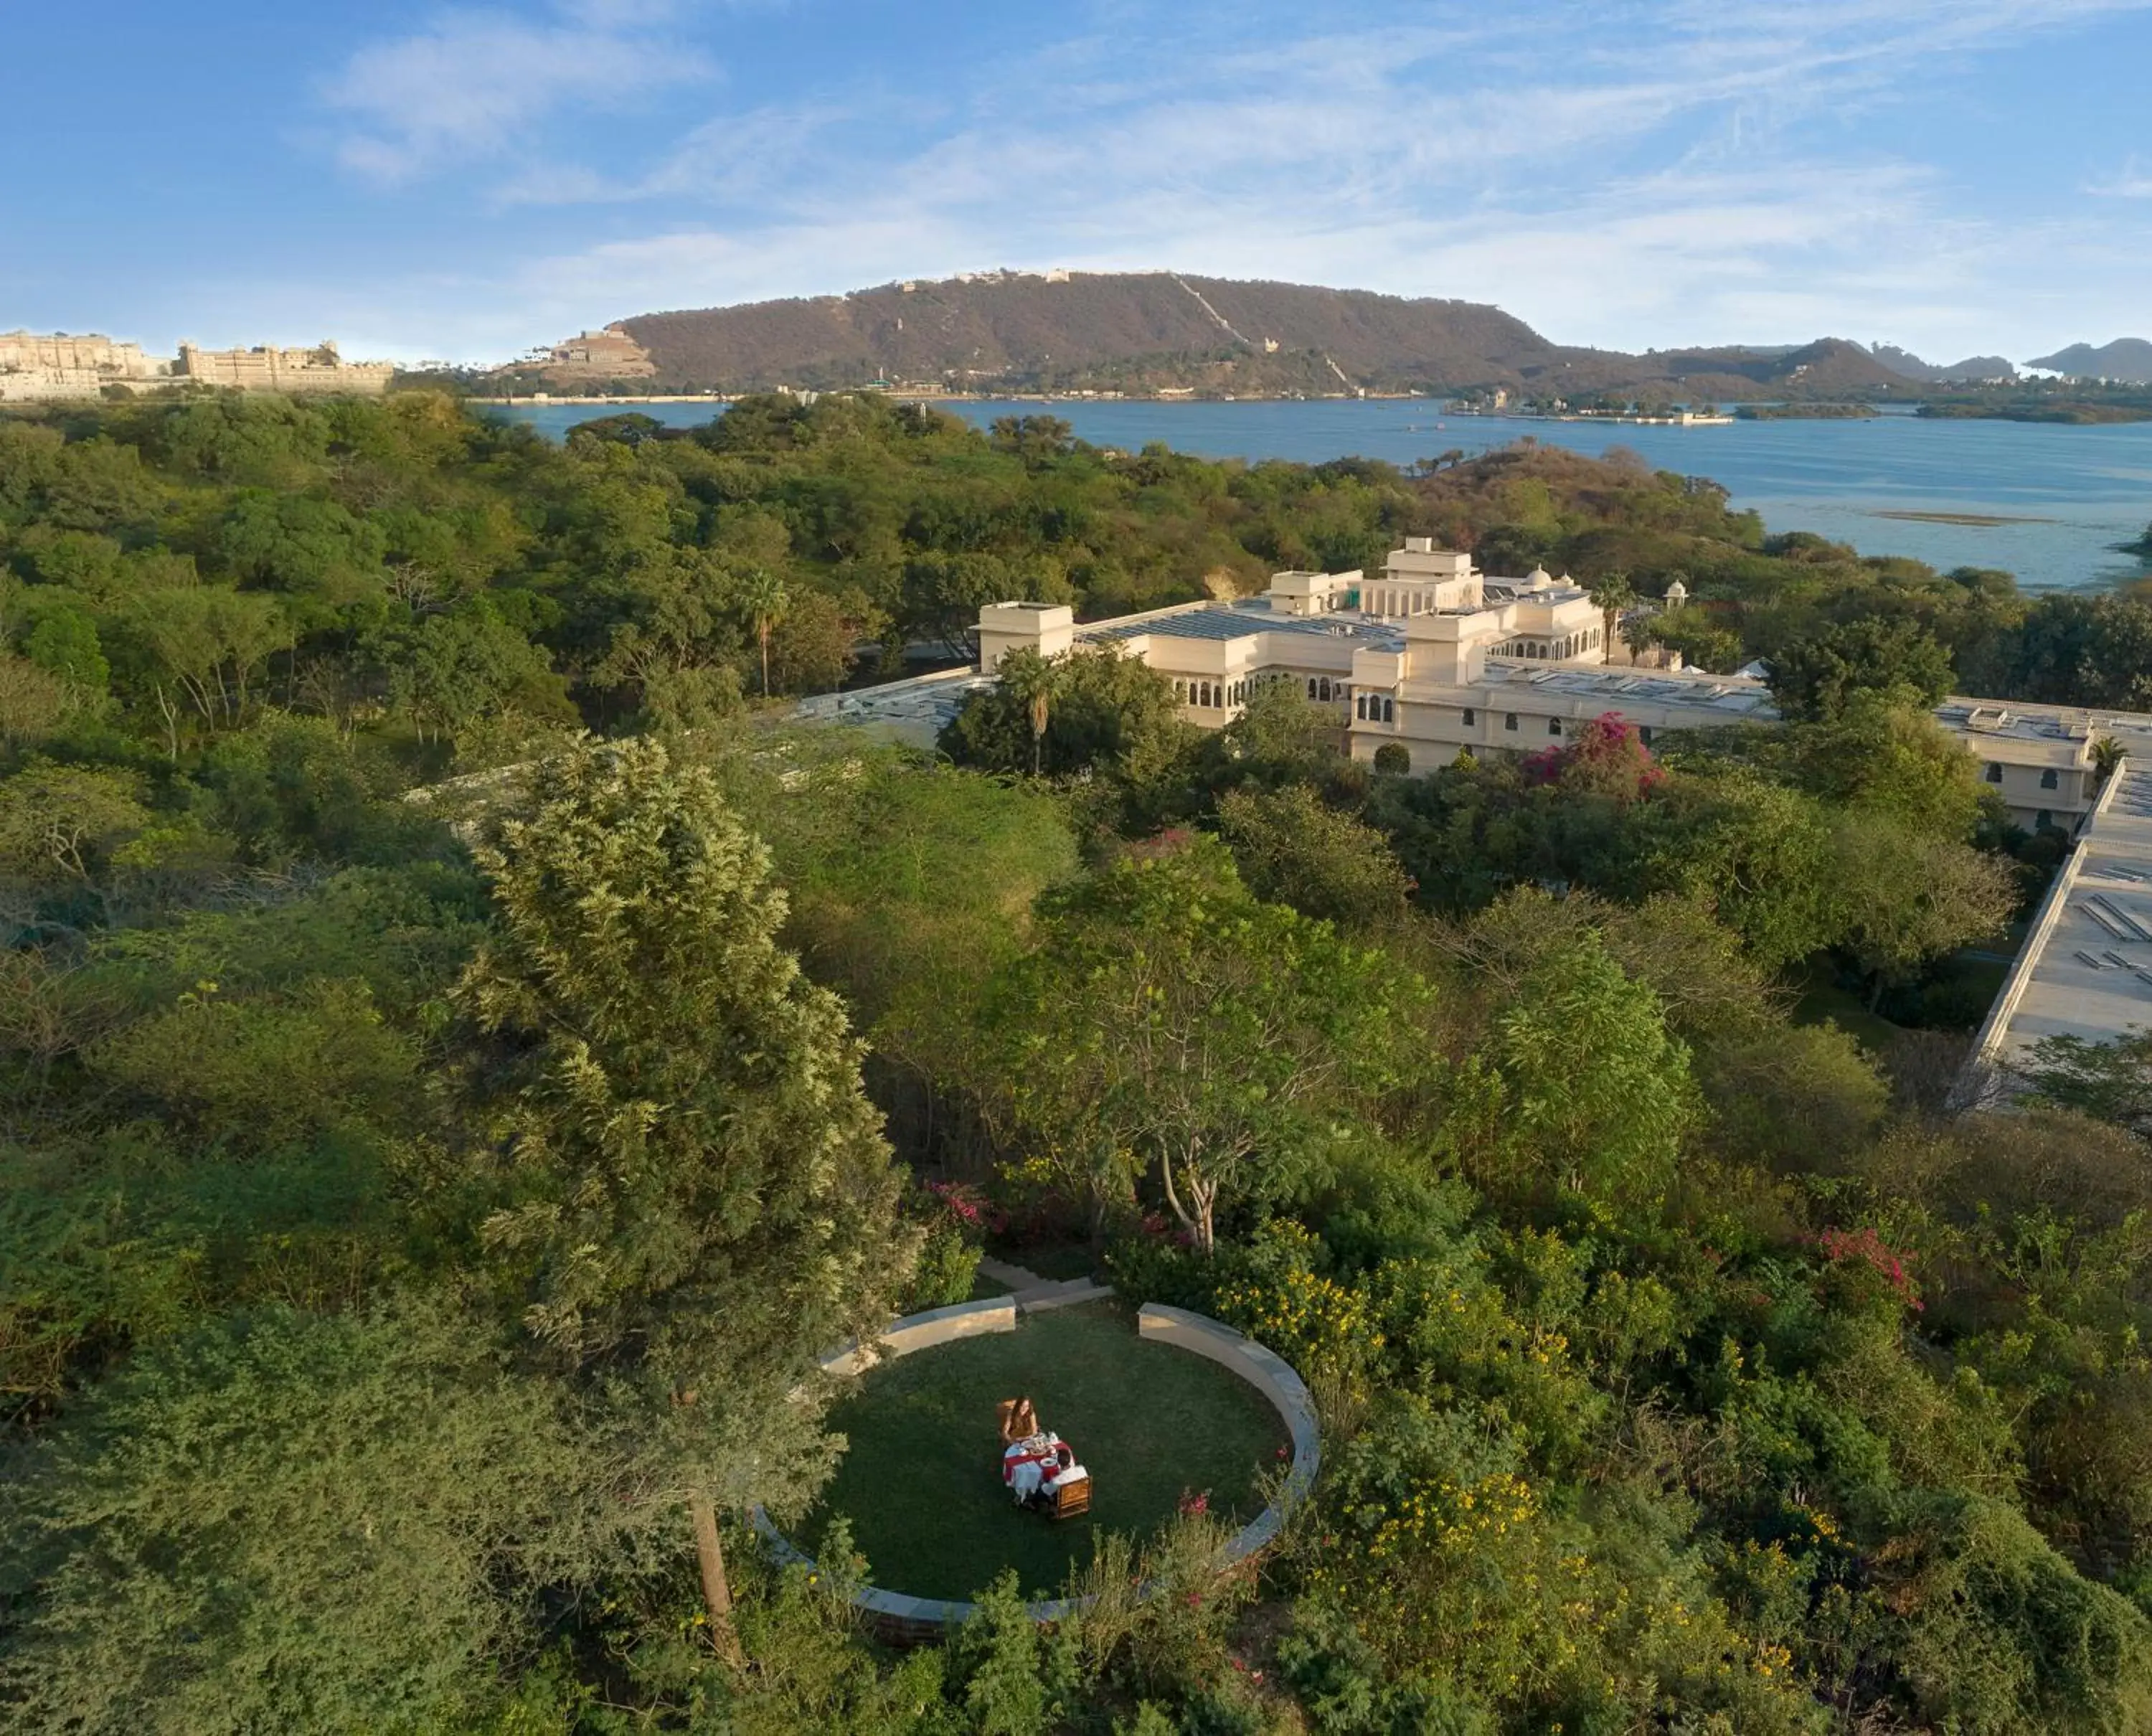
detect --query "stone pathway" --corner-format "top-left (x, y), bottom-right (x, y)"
top-left (976, 1256), bottom-right (1113, 1314)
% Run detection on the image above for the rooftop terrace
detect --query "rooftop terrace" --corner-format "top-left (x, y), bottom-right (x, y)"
top-left (1080, 602), bottom-right (1406, 649)
top-left (1960, 763), bottom-right (2152, 1104)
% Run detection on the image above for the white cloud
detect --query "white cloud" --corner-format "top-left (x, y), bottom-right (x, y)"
top-left (280, 0), bottom-right (2152, 359)
top-left (2089, 156), bottom-right (2152, 197)
top-left (491, 102), bottom-right (843, 206)
top-left (322, 4), bottom-right (714, 182)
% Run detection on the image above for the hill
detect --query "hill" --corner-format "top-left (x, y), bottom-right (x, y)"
top-left (2028, 337), bottom-right (2152, 383)
top-left (1630, 336), bottom-right (1917, 398)
top-left (618, 272), bottom-right (1565, 395)
top-left (511, 270), bottom-right (1927, 400)
top-left (1868, 342), bottom-right (2016, 382)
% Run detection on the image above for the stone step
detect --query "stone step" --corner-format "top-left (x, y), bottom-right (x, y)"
top-left (1014, 1278), bottom-right (1113, 1313)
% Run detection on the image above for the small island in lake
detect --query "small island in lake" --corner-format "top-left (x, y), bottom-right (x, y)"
top-left (1916, 382), bottom-right (2152, 424)
top-left (1735, 402), bottom-right (1878, 420)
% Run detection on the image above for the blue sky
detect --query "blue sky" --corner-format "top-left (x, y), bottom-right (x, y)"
top-left (3, 1), bottom-right (2148, 364)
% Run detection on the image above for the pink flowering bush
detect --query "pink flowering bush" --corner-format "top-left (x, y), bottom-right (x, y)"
top-left (1809, 1225), bottom-right (1923, 1313)
top-left (1522, 712), bottom-right (1666, 799)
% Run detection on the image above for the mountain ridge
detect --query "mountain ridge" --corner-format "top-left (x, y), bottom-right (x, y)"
top-left (1867, 343), bottom-right (2016, 383)
top-left (2028, 338), bottom-right (2152, 383)
top-left (513, 270), bottom-right (1972, 399)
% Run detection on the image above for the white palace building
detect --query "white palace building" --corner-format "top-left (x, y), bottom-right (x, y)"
top-left (802, 539), bottom-right (2125, 836)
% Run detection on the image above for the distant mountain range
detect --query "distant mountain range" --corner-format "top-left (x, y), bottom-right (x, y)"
top-left (495, 270), bottom-right (2148, 399)
top-left (2026, 338), bottom-right (2152, 384)
top-left (1865, 344), bottom-right (2017, 383)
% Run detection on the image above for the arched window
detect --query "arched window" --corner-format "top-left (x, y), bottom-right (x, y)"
top-left (1382, 697), bottom-right (1394, 723)
top-left (1984, 762), bottom-right (2004, 783)
top-left (1356, 694), bottom-right (1367, 720)
top-left (1306, 677), bottom-right (1318, 699)
top-left (1174, 679), bottom-right (1186, 702)
top-left (1318, 677), bottom-right (1333, 702)
top-left (1549, 718), bottom-right (1563, 737)
top-left (2041, 768), bottom-right (2059, 790)
top-left (1199, 681), bottom-right (1211, 707)
top-left (1462, 707), bottom-right (1476, 726)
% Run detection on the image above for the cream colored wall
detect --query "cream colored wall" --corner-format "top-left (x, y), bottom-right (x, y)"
top-left (977, 603), bottom-right (1076, 672)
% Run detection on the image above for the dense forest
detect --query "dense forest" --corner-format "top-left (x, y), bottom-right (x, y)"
top-left (6, 390), bottom-right (2152, 1734)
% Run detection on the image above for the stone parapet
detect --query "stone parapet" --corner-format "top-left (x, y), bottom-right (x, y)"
top-left (753, 1296), bottom-right (1320, 1643)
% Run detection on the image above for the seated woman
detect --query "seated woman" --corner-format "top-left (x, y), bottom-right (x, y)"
top-left (996, 1397), bottom-right (1039, 1448)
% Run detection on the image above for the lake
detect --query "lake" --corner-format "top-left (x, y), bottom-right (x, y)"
top-left (491, 397), bottom-right (2152, 593)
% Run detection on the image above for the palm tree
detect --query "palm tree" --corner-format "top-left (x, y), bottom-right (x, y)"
top-left (736, 567), bottom-right (789, 698)
top-left (1587, 570), bottom-right (1636, 660)
top-left (997, 646), bottom-right (1059, 777)
top-left (2094, 734), bottom-right (2126, 783)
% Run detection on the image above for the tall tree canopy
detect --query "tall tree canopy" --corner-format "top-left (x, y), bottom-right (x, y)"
top-left (451, 737), bottom-right (916, 1633)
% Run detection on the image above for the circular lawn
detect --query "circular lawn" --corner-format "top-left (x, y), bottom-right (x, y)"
top-left (806, 1301), bottom-right (1288, 1602)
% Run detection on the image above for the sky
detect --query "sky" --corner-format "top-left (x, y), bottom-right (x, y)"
top-left (3, 0), bottom-right (2148, 366)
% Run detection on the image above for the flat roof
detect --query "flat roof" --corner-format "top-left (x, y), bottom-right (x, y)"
top-left (1082, 605), bottom-right (1405, 650)
top-left (1963, 764), bottom-right (2152, 1100)
top-left (1480, 661), bottom-right (1781, 717)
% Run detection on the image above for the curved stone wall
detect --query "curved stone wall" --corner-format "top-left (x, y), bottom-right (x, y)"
top-left (752, 1296), bottom-right (1321, 1639)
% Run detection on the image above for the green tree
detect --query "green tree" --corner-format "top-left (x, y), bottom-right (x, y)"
top-left (1216, 783), bottom-right (1411, 928)
top-left (942, 643), bottom-right (1182, 784)
top-left (735, 565), bottom-right (790, 698)
top-left (1830, 813), bottom-right (2016, 1004)
top-left (767, 587), bottom-right (865, 695)
top-left (996, 646), bottom-right (1061, 778)
top-left (0, 1297), bottom-right (587, 1736)
top-left (2022, 1029), bottom-right (2152, 1136)
top-left (450, 739), bottom-right (915, 1653)
top-left (23, 605), bottom-right (110, 697)
top-left (1587, 569), bottom-right (1636, 655)
top-left (367, 606), bottom-right (574, 746)
top-left (1767, 617), bottom-right (1955, 721)
top-left (1794, 692), bottom-right (1988, 841)
top-left (110, 585), bottom-right (290, 750)
top-left (1644, 607), bottom-right (1746, 674)
top-left (1481, 933), bottom-right (1699, 1204)
top-left (976, 839), bottom-right (1428, 1250)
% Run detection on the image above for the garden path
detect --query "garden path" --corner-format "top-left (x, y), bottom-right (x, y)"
top-left (976, 1256), bottom-right (1113, 1313)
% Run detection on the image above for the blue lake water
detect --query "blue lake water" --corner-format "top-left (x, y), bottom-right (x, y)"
top-left (492, 397), bottom-right (2152, 594)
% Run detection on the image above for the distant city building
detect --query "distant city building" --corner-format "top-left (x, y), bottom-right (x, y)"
top-left (1, 329), bottom-right (395, 400)
top-left (176, 341), bottom-right (394, 395)
top-left (0, 329), bottom-right (170, 400)
top-left (516, 324), bottom-right (656, 383)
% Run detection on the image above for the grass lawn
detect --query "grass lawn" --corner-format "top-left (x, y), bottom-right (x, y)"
top-left (803, 1302), bottom-right (1286, 1602)
top-left (1789, 962), bottom-right (1902, 1051)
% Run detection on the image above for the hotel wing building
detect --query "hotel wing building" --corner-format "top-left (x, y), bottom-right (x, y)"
top-left (813, 539), bottom-right (2113, 836)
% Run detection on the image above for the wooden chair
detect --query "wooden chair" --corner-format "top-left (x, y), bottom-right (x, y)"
top-left (1051, 1478), bottom-right (1092, 1520)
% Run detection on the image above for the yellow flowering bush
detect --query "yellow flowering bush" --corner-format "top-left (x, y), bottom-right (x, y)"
top-left (1302, 1466), bottom-right (1822, 1729)
top-left (1216, 1266), bottom-right (1384, 1383)
top-left (1372, 1256), bottom-right (1606, 1464)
